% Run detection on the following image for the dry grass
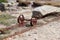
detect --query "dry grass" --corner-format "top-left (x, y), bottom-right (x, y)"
top-left (0, 14), bottom-right (17, 26)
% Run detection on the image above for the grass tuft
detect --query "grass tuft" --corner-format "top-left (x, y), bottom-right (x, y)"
top-left (0, 14), bottom-right (17, 26)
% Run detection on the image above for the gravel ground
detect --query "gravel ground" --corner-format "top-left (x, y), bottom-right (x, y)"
top-left (4, 18), bottom-right (60, 40)
top-left (1, 5), bottom-right (60, 40)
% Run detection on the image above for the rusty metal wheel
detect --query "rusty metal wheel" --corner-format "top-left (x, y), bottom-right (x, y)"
top-left (30, 18), bottom-right (37, 26)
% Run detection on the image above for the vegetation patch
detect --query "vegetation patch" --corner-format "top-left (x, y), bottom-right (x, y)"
top-left (0, 14), bottom-right (17, 26)
top-left (0, 0), bottom-right (7, 2)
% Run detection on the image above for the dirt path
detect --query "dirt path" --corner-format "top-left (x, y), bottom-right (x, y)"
top-left (12, 17), bottom-right (60, 40)
top-left (2, 14), bottom-right (60, 40)
top-left (0, 24), bottom-right (6, 29)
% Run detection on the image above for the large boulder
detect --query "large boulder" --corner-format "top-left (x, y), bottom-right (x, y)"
top-left (0, 3), bottom-right (5, 11)
top-left (32, 5), bottom-right (60, 19)
top-left (32, 2), bottom-right (42, 8)
top-left (17, 2), bottom-right (30, 7)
